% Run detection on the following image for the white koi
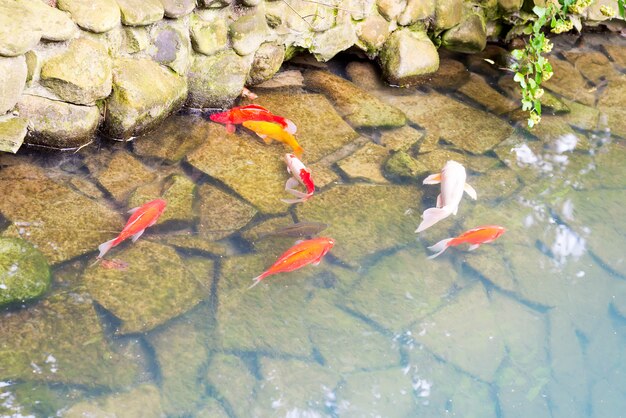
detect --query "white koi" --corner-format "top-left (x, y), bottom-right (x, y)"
top-left (281, 153), bottom-right (315, 204)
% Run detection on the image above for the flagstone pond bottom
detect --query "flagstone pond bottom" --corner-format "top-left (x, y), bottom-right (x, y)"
top-left (1, 33), bottom-right (626, 417)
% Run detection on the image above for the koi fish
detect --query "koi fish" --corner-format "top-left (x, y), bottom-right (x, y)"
top-left (258, 221), bottom-right (329, 239)
top-left (249, 237), bottom-right (335, 289)
top-left (209, 104), bottom-right (296, 134)
top-left (427, 225), bottom-right (505, 259)
top-left (97, 199), bottom-right (167, 258)
top-left (242, 120), bottom-right (304, 158)
top-left (241, 87), bottom-right (258, 100)
top-left (415, 160), bottom-right (477, 233)
top-left (281, 153), bottom-right (314, 204)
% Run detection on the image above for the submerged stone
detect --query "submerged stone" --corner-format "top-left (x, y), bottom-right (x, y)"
top-left (64, 385), bottom-right (163, 418)
top-left (424, 58), bottom-right (470, 90)
top-left (105, 57), bottom-right (187, 139)
top-left (295, 184), bottom-right (421, 266)
top-left (560, 98), bottom-right (599, 131)
top-left (0, 291), bottom-right (138, 387)
top-left (386, 90), bottom-right (513, 154)
top-left (498, 74), bottom-right (571, 114)
top-left (345, 246), bottom-right (460, 333)
top-left (196, 183), bottom-right (258, 241)
top-left (0, 164), bottom-right (124, 264)
top-left (383, 150), bottom-right (428, 181)
top-left (379, 28), bottom-right (439, 86)
top-left (379, 125), bottom-right (425, 152)
top-left (543, 56), bottom-right (595, 106)
top-left (0, 237), bottom-right (50, 306)
top-left (597, 75), bottom-right (626, 138)
top-left (57, 0), bottom-right (121, 33)
top-left (128, 173), bottom-right (196, 226)
top-left (413, 285), bottom-right (506, 382)
top-left (336, 142), bottom-right (390, 184)
top-left (187, 50), bottom-right (252, 109)
top-left (254, 69), bottom-right (304, 90)
top-left (0, 116), bottom-right (28, 154)
top-left (206, 354), bottom-right (257, 418)
top-left (469, 167), bottom-right (522, 201)
top-left (195, 399), bottom-right (230, 418)
top-left (563, 50), bottom-right (619, 84)
top-left (83, 241), bottom-right (213, 333)
top-left (0, 55), bottom-right (27, 114)
top-left (303, 69), bottom-right (406, 129)
top-left (254, 358), bottom-right (339, 417)
top-left (16, 94), bottom-right (100, 150)
top-left (154, 233), bottom-right (234, 257)
top-left (458, 73), bottom-right (518, 115)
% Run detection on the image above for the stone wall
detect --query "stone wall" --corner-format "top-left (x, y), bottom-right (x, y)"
top-left (0, 0), bottom-right (622, 152)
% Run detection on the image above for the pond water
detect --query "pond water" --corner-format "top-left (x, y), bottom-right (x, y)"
top-left (2, 33), bottom-right (626, 417)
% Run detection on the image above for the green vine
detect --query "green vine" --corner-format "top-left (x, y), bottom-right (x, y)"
top-left (508, 1), bottom-right (593, 128)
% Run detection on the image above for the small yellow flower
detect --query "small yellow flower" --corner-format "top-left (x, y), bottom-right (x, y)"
top-left (601, 5), bottom-right (615, 17)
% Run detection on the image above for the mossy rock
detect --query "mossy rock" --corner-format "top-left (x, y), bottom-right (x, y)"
top-left (206, 354), bottom-right (257, 418)
top-left (0, 116), bottom-right (28, 154)
top-left (379, 28), bottom-right (439, 86)
top-left (0, 237), bottom-right (50, 306)
top-left (383, 150), bottom-right (428, 182)
top-left (57, 0), bottom-right (121, 33)
top-left (64, 385), bottom-right (164, 418)
top-left (0, 55), bottom-right (27, 114)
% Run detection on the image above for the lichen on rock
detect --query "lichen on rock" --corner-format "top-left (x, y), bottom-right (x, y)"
top-left (0, 237), bottom-right (50, 307)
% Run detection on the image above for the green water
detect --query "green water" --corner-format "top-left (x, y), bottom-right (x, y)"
top-left (2, 33), bottom-right (626, 417)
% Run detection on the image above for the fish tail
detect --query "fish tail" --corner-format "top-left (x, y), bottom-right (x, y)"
top-left (427, 238), bottom-right (454, 259)
top-left (97, 238), bottom-right (117, 259)
top-left (415, 207), bottom-right (452, 233)
top-left (248, 273), bottom-right (268, 290)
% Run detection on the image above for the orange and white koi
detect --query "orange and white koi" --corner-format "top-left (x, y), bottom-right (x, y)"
top-left (242, 120), bottom-right (304, 158)
top-left (415, 160), bottom-right (477, 233)
top-left (97, 199), bottom-right (166, 258)
top-left (281, 153), bottom-right (314, 204)
top-left (209, 104), bottom-right (296, 134)
top-left (427, 225), bottom-right (505, 259)
top-left (249, 237), bottom-right (335, 289)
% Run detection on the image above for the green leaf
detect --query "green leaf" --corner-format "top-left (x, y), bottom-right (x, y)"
top-left (511, 49), bottom-right (524, 60)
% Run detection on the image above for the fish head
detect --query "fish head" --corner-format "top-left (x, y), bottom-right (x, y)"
top-left (209, 111), bottom-right (230, 124)
top-left (150, 198), bottom-right (167, 215)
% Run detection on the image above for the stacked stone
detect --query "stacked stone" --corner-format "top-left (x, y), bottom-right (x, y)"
top-left (0, 0), bottom-right (620, 152)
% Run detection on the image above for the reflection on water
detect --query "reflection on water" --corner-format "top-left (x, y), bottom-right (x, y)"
top-left (2, 33), bottom-right (626, 417)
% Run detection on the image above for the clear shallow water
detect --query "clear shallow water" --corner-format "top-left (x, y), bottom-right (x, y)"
top-left (1, 33), bottom-right (626, 417)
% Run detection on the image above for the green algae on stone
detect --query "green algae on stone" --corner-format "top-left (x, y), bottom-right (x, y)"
top-left (336, 142), bottom-right (391, 184)
top-left (40, 38), bottom-right (112, 105)
top-left (195, 398), bottom-right (230, 418)
top-left (383, 150), bottom-right (428, 181)
top-left (105, 57), bottom-right (187, 139)
top-left (413, 284), bottom-right (506, 382)
top-left (187, 50), bottom-right (252, 109)
top-left (115, 0), bottom-right (164, 25)
top-left (229, 8), bottom-right (270, 56)
top-left (0, 164), bottom-right (124, 264)
top-left (57, 0), bottom-right (121, 33)
top-left (0, 291), bottom-right (138, 387)
top-left (458, 73), bottom-right (518, 115)
top-left (386, 90), bottom-right (514, 154)
top-left (253, 93), bottom-right (361, 163)
top-left (254, 358), bottom-right (339, 417)
top-left (0, 55), bottom-right (27, 114)
top-left (0, 116), bottom-right (28, 154)
top-left (296, 184), bottom-right (421, 266)
top-left (311, 22), bottom-right (359, 62)
top-left (148, 20), bottom-right (192, 75)
top-left (64, 385), bottom-right (163, 418)
top-left (147, 303), bottom-right (214, 416)
top-left (307, 296), bottom-right (401, 372)
top-left (197, 183), bottom-right (258, 241)
top-left (335, 367), bottom-right (416, 417)
top-left (303, 69), bottom-right (406, 129)
top-left (379, 125), bottom-right (425, 152)
top-left (0, 238), bottom-right (50, 306)
top-left (345, 246), bottom-right (460, 333)
top-left (88, 150), bottom-right (157, 203)
top-left (161, 0), bottom-right (196, 17)
top-left (186, 124), bottom-right (289, 215)
top-left (356, 12), bottom-right (393, 54)
top-left (133, 113), bottom-right (209, 163)
top-left (379, 28), bottom-right (439, 86)
top-left (434, 0), bottom-right (463, 30)
top-left (441, 9), bottom-right (487, 53)
top-left (128, 173), bottom-right (196, 226)
top-left (206, 354), bottom-right (257, 418)
top-left (16, 94), bottom-right (100, 149)
top-left (122, 26), bottom-right (150, 54)
top-left (398, 0), bottom-right (435, 25)
top-left (247, 42), bottom-right (285, 85)
top-left (190, 13), bottom-right (229, 56)
top-left (83, 241), bottom-right (213, 334)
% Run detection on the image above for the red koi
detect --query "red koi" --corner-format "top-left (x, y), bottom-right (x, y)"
top-left (281, 153), bottom-right (314, 204)
top-left (427, 225), bottom-right (505, 259)
top-left (209, 104), bottom-right (297, 135)
top-left (249, 237), bottom-right (335, 289)
top-left (97, 199), bottom-right (167, 258)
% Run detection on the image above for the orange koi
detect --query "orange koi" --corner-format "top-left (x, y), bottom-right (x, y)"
top-left (427, 225), bottom-right (505, 259)
top-left (209, 104), bottom-right (296, 134)
top-left (97, 199), bottom-right (167, 258)
top-left (249, 237), bottom-right (335, 289)
top-left (242, 120), bottom-right (304, 158)
top-left (282, 153), bottom-right (314, 204)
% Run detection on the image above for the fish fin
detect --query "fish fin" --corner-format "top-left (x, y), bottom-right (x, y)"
top-left (312, 259), bottom-right (321, 266)
top-left (436, 194), bottom-right (442, 208)
top-left (97, 238), bottom-right (117, 259)
top-left (255, 132), bottom-right (272, 143)
top-left (293, 147), bottom-right (304, 159)
top-left (285, 119), bottom-right (297, 135)
top-left (427, 238), bottom-right (454, 259)
top-left (127, 207), bottom-right (140, 214)
top-left (286, 188), bottom-right (310, 198)
top-left (464, 183), bottom-right (478, 200)
top-left (423, 173), bottom-right (442, 185)
top-left (467, 244), bottom-right (480, 251)
top-left (415, 207), bottom-right (452, 233)
top-left (131, 229), bottom-right (145, 243)
top-left (281, 197), bottom-right (305, 204)
top-left (248, 275), bottom-right (265, 290)
top-left (285, 177), bottom-right (300, 190)
top-left (226, 124), bottom-right (236, 134)
top-left (451, 204), bottom-right (459, 216)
